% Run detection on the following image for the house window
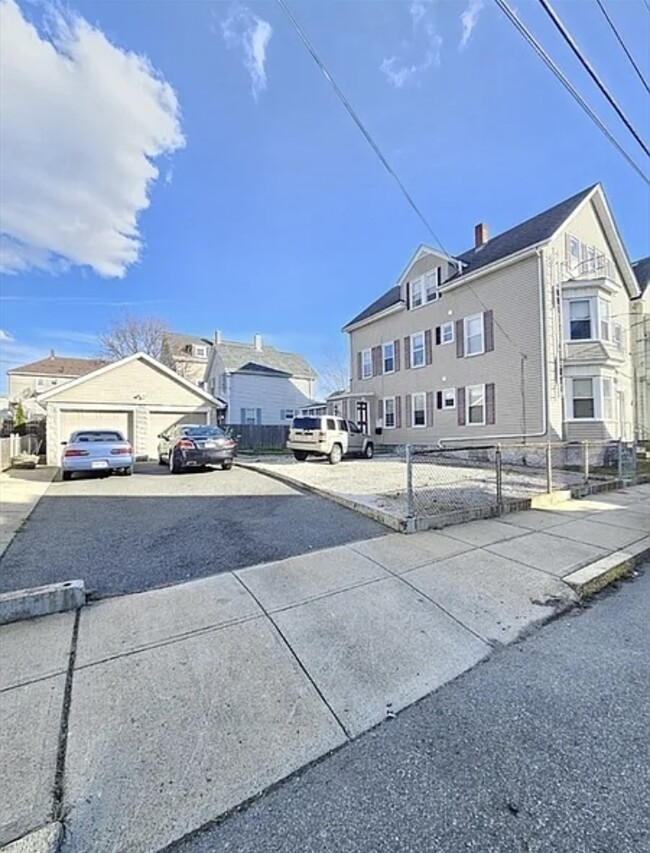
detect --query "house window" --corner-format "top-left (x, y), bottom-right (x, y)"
top-left (569, 300), bottom-right (592, 340)
top-left (441, 322), bottom-right (454, 344)
top-left (586, 246), bottom-right (596, 273)
top-left (442, 389), bottom-right (456, 409)
top-left (599, 299), bottom-right (611, 341)
top-left (467, 384), bottom-right (486, 425)
top-left (281, 409), bottom-right (295, 420)
top-left (383, 341), bottom-right (395, 374)
top-left (194, 345), bottom-right (207, 358)
top-left (568, 235), bottom-right (582, 269)
top-left (411, 278), bottom-right (423, 308)
top-left (361, 349), bottom-right (372, 379)
top-left (613, 324), bottom-right (622, 350)
top-left (570, 378), bottom-right (595, 419)
top-left (412, 392), bottom-right (426, 427)
top-left (243, 408), bottom-right (257, 425)
top-left (36, 377), bottom-right (45, 389)
top-left (464, 314), bottom-right (484, 356)
top-left (384, 397), bottom-right (396, 428)
top-left (602, 379), bottom-right (614, 421)
top-left (425, 268), bottom-right (440, 303)
top-left (411, 332), bottom-right (425, 368)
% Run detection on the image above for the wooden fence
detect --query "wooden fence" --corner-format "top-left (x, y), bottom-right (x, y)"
top-left (230, 424), bottom-right (289, 451)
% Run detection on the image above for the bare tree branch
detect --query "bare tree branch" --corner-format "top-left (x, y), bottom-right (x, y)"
top-left (317, 349), bottom-right (350, 397)
top-left (98, 315), bottom-right (169, 361)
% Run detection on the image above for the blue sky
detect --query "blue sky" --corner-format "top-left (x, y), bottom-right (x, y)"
top-left (1, 0), bottom-right (649, 395)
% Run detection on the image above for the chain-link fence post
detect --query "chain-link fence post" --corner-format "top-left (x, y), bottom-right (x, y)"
top-left (405, 444), bottom-right (416, 533)
top-left (495, 443), bottom-right (503, 514)
top-left (545, 442), bottom-right (553, 493)
top-left (582, 440), bottom-right (589, 485)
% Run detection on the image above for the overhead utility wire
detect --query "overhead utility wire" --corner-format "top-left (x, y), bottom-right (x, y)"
top-left (594, 0), bottom-right (650, 96)
top-left (536, 0), bottom-right (650, 157)
top-left (276, 0), bottom-right (525, 355)
top-left (493, 0), bottom-right (650, 186)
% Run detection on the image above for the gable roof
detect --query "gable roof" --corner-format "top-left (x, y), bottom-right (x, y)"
top-left (37, 352), bottom-right (225, 407)
top-left (163, 333), bottom-right (213, 362)
top-left (215, 341), bottom-right (316, 378)
top-left (632, 256), bottom-right (650, 296)
top-left (8, 355), bottom-right (107, 377)
top-left (345, 185), bottom-right (600, 328)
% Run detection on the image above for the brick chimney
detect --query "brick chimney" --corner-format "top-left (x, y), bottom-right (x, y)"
top-left (474, 222), bottom-right (489, 248)
top-left (214, 330), bottom-right (222, 345)
top-left (253, 334), bottom-right (262, 351)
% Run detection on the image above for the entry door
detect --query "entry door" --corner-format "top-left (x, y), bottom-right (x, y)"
top-left (356, 401), bottom-right (368, 433)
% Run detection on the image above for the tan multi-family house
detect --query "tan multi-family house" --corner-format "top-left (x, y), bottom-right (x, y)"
top-left (332, 184), bottom-right (642, 446)
top-left (7, 351), bottom-right (106, 417)
top-left (631, 256), bottom-right (650, 441)
top-left (160, 333), bottom-right (213, 385)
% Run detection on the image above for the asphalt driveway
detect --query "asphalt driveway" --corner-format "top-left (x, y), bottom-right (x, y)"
top-left (0, 464), bottom-right (388, 598)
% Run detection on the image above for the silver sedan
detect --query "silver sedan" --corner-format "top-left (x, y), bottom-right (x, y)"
top-left (61, 429), bottom-right (134, 480)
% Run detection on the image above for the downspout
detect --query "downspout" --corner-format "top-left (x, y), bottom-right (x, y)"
top-left (437, 249), bottom-right (550, 444)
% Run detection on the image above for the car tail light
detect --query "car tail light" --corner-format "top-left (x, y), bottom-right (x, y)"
top-left (319, 431), bottom-right (326, 440)
top-left (176, 440), bottom-right (195, 450)
top-left (64, 449), bottom-right (89, 457)
top-left (224, 439), bottom-right (235, 448)
top-left (110, 446), bottom-right (132, 455)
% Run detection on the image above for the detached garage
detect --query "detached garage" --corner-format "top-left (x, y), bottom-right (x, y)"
top-left (38, 352), bottom-right (226, 466)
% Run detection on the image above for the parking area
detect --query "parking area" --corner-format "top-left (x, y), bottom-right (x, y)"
top-left (0, 464), bottom-right (388, 598)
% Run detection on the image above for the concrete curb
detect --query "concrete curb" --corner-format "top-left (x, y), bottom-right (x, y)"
top-left (237, 461), bottom-right (405, 532)
top-left (1, 823), bottom-right (62, 853)
top-left (0, 580), bottom-right (85, 626)
top-left (563, 537), bottom-right (650, 598)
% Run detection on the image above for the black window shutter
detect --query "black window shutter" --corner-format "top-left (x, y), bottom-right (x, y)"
top-left (436, 391), bottom-right (443, 410)
top-left (457, 387), bottom-right (466, 426)
top-left (456, 320), bottom-right (464, 358)
top-left (484, 310), bottom-right (495, 352)
top-left (240, 408), bottom-right (246, 424)
top-left (435, 326), bottom-right (441, 346)
top-left (405, 282), bottom-right (411, 310)
top-left (486, 383), bottom-right (496, 425)
top-left (357, 351), bottom-right (362, 380)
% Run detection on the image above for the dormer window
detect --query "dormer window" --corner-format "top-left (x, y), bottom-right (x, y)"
top-left (425, 268), bottom-right (441, 303)
top-left (194, 345), bottom-right (207, 358)
top-left (410, 278), bottom-right (423, 308)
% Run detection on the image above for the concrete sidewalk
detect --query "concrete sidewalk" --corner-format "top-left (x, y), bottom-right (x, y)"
top-left (1, 483), bottom-right (648, 852)
top-left (0, 468), bottom-right (56, 559)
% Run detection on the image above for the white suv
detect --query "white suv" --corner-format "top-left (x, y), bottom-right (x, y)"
top-left (287, 416), bottom-right (374, 465)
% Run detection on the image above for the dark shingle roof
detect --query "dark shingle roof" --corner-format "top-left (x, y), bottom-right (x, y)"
top-left (455, 185), bottom-right (596, 276)
top-left (632, 256), bottom-right (650, 295)
top-left (216, 342), bottom-right (316, 378)
top-left (346, 185), bottom-right (597, 327)
top-left (345, 285), bottom-right (403, 328)
top-left (8, 356), bottom-right (106, 376)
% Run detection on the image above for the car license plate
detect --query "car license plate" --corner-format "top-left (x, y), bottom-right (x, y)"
top-left (91, 460), bottom-right (109, 469)
top-left (203, 441), bottom-right (217, 448)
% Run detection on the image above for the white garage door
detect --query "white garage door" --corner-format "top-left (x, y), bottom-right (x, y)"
top-left (60, 410), bottom-right (133, 444)
top-left (148, 411), bottom-right (208, 460)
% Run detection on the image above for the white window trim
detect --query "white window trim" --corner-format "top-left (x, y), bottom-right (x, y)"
top-left (361, 348), bottom-right (372, 379)
top-left (442, 388), bottom-right (456, 409)
top-left (411, 332), bottom-right (426, 369)
top-left (568, 234), bottom-right (582, 269)
top-left (194, 345), bottom-right (207, 358)
top-left (383, 396), bottom-right (396, 429)
top-left (564, 296), bottom-right (613, 344)
top-left (466, 384), bottom-right (486, 426)
top-left (412, 392), bottom-right (427, 428)
top-left (464, 314), bottom-right (485, 357)
top-left (410, 277), bottom-right (424, 309)
top-left (566, 376), bottom-right (616, 422)
top-left (424, 268), bottom-right (440, 303)
top-left (440, 321), bottom-right (454, 345)
top-left (382, 341), bottom-right (395, 375)
top-left (599, 298), bottom-right (611, 342)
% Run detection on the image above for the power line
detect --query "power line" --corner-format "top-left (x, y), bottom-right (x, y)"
top-left (493, 0), bottom-right (650, 186)
top-left (277, 0), bottom-right (527, 356)
top-left (536, 0), bottom-right (650, 157)
top-left (595, 0), bottom-right (650, 96)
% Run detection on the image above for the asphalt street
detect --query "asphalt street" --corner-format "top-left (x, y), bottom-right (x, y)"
top-left (171, 565), bottom-right (650, 853)
top-left (0, 464), bottom-right (387, 597)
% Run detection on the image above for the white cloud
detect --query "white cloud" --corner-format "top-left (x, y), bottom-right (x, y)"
top-left (460, 0), bottom-right (485, 49)
top-left (222, 4), bottom-right (273, 99)
top-left (381, 0), bottom-right (442, 88)
top-left (0, 0), bottom-right (185, 278)
top-left (0, 329), bottom-right (14, 342)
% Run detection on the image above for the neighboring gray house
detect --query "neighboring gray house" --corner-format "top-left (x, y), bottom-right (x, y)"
top-left (332, 184), bottom-right (641, 445)
top-left (631, 256), bottom-right (650, 441)
top-left (204, 332), bottom-right (317, 425)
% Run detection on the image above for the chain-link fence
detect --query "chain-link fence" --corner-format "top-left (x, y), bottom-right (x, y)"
top-left (406, 440), bottom-right (639, 528)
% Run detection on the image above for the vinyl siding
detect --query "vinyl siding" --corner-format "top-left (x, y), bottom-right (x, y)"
top-left (227, 373), bottom-right (314, 425)
top-left (349, 254), bottom-right (544, 444)
top-left (8, 373), bottom-right (76, 400)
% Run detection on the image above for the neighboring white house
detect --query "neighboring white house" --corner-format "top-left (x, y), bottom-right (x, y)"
top-left (204, 332), bottom-right (317, 425)
top-left (37, 352), bottom-right (226, 464)
top-left (631, 256), bottom-right (650, 441)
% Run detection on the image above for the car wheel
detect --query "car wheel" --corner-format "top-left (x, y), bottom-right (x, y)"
top-left (169, 451), bottom-right (184, 474)
top-left (62, 471), bottom-right (72, 481)
top-left (328, 443), bottom-right (343, 465)
top-left (293, 451), bottom-right (308, 461)
top-left (158, 455), bottom-right (167, 466)
top-left (363, 442), bottom-right (374, 459)
top-left (221, 460), bottom-right (233, 471)
top-left (123, 466), bottom-right (134, 476)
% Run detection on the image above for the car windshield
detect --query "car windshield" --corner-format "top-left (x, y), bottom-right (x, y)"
top-left (292, 417), bottom-right (320, 430)
top-left (181, 426), bottom-right (225, 438)
top-left (73, 431), bottom-right (123, 443)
